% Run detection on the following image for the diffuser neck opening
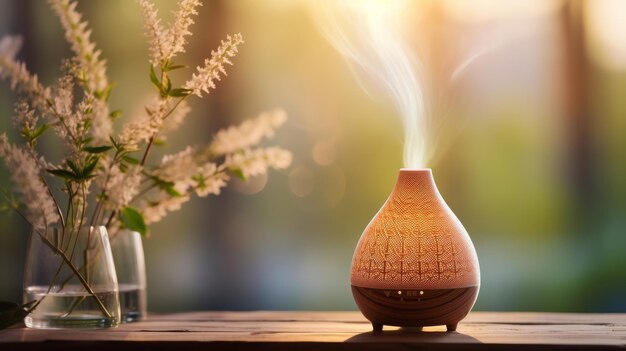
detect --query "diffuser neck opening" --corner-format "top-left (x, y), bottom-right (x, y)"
top-left (393, 168), bottom-right (438, 196)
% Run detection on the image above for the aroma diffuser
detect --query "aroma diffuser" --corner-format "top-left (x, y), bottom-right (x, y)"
top-left (351, 169), bottom-right (480, 332)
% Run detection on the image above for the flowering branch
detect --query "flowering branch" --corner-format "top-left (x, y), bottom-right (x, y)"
top-left (0, 134), bottom-right (59, 232)
top-left (184, 34), bottom-right (244, 97)
top-left (0, 0), bottom-right (292, 328)
top-left (0, 36), bottom-right (51, 111)
top-left (139, 0), bottom-right (202, 67)
top-left (49, 0), bottom-right (109, 96)
top-left (49, 0), bottom-right (112, 144)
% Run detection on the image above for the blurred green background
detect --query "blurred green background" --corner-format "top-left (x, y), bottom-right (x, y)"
top-left (1, 0), bottom-right (625, 312)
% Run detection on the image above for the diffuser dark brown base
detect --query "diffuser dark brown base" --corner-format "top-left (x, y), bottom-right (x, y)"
top-left (351, 285), bottom-right (479, 332)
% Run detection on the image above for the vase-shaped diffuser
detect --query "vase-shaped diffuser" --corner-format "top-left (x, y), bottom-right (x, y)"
top-left (351, 169), bottom-right (480, 332)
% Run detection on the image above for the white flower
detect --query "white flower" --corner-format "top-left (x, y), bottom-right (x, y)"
top-left (225, 147), bottom-right (292, 178)
top-left (54, 75), bottom-right (74, 120)
top-left (49, 0), bottom-right (109, 95)
top-left (120, 97), bottom-right (188, 150)
top-left (195, 167), bottom-right (229, 197)
top-left (98, 158), bottom-right (142, 211)
top-left (210, 108), bottom-right (287, 155)
top-left (138, 0), bottom-right (202, 66)
top-left (119, 98), bottom-right (168, 150)
top-left (138, 0), bottom-right (166, 66)
top-left (139, 191), bottom-right (190, 225)
top-left (12, 101), bottom-right (38, 132)
top-left (0, 36), bottom-right (50, 111)
top-left (139, 161), bottom-right (229, 224)
top-left (49, 74), bottom-right (108, 152)
top-left (184, 33), bottom-right (244, 97)
top-left (264, 147), bottom-right (293, 169)
top-left (89, 97), bottom-right (112, 144)
top-left (0, 134), bottom-right (59, 232)
top-left (154, 146), bottom-right (228, 197)
top-left (51, 75), bottom-right (80, 150)
top-left (163, 0), bottom-right (202, 60)
top-left (154, 146), bottom-right (198, 188)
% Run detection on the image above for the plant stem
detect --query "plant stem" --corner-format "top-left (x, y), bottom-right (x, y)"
top-left (161, 96), bottom-right (187, 121)
top-left (89, 149), bottom-right (123, 228)
top-left (140, 137), bottom-right (154, 166)
top-left (67, 185), bottom-right (87, 264)
top-left (61, 185), bottom-right (74, 251)
top-left (45, 99), bottom-right (81, 147)
top-left (104, 210), bottom-right (116, 229)
top-left (133, 184), bottom-right (157, 202)
top-left (139, 96), bottom-right (187, 167)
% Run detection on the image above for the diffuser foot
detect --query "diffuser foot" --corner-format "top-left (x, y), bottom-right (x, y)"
top-left (446, 323), bottom-right (457, 332)
top-left (372, 323), bottom-right (383, 332)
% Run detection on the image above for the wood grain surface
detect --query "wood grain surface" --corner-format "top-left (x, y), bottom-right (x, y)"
top-left (1, 311), bottom-right (625, 350)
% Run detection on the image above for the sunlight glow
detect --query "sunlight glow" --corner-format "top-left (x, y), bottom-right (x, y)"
top-left (586, 0), bottom-right (626, 71)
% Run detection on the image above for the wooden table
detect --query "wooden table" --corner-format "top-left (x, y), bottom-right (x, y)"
top-left (1, 311), bottom-right (624, 350)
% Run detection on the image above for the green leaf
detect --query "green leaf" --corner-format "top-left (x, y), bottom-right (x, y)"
top-left (232, 168), bottom-right (247, 181)
top-left (82, 145), bottom-right (112, 154)
top-left (164, 184), bottom-right (182, 197)
top-left (67, 160), bottom-right (80, 175)
top-left (47, 168), bottom-right (77, 180)
top-left (0, 189), bottom-right (18, 214)
top-left (94, 83), bottom-right (114, 101)
top-left (120, 206), bottom-right (147, 236)
top-left (161, 59), bottom-right (171, 71)
top-left (192, 174), bottom-right (207, 190)
top-left (103, 84), bottom-right (114, 101)
top-left (149, 176), bottom-right (181, 197)
top-left (164, 64), bottom-right (186, 72)
top-left (109, 136), bottom-right (121, 151)
top-left (149, 65), bottom-right (161, 90)
top-left (152, 138), bottom-right (166, 146)
top-left (160, 76), bottom-right (172, 98)
top-left (81, 157), bottom-right (99, 178)
top-left (31, 124), bottom-right (49, 140)
top-left (109, 109), bottom-right (123, 119)
top-left (82, 119), bottom-right (93, 134)
top-left (122, 155), bottom-right (140, 165)
top-left (0, 300), bottom-right (35, 330)
top-left (20, 126), bottom-right (30, 139)
top-left (49, 158), bottom-right (99, 182)
top-left (162, 60), bottom-right (187, 72)
top-left (169, 88), bottom-right (192, 97)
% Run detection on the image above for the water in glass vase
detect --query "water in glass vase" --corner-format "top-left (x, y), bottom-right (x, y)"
top-left (24, 285), bottom-right (120, 328)
top-left (119, 284), bottom-right (147, 322)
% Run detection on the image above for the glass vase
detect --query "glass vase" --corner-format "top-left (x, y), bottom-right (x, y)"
top-left (110, 230), bottom-right (147, 322)
top-left (23, 226), bottom-right (121, 329)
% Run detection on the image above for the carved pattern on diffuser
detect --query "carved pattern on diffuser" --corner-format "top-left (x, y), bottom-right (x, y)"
top-left (351, 170), bottom-right (478, 290)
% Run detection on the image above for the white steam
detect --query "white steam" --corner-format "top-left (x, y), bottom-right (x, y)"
top-left (313, 0), bottom-right (429, 168)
